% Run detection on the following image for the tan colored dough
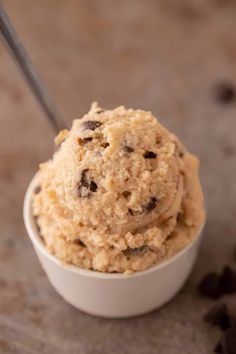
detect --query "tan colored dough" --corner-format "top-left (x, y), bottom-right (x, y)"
top-left (32, 103), bottom-right (205, 273)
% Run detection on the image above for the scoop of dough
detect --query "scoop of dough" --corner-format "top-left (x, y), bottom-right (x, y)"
top-left (33, 103), bottom-right (205, 273)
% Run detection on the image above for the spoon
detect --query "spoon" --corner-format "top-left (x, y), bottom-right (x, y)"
top-left (0, 3), bottom-right (65, 132)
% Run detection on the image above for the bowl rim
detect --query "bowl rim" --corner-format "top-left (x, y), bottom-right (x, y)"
top-left (23, 173), bottom-right (205, 280)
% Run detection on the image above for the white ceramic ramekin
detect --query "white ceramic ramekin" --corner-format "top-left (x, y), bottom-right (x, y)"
top-left (23, 175), bottom-right (204, 318)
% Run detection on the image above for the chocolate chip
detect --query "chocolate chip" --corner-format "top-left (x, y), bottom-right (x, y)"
top-left (214, 342), bottom-right (223, 353)
top-left (101, 142), bottom-right (109, 148)
top-left (90, 181), bottom-right (98, 192)
top-left (144, 151), bottom-right (157, 159)
top-left (231, 317), bottom-right (236, 328)
top-left (124, 246), bottom-right (149, 257)
top-left (128, 208), bottom-right (141, 216)
top-left (177, 212), bottom-right (185, 224)
top-left (144, 197), bottom-right (157, 212)
top-left (220, 266), bottom-right (236, 294)
top-left (74, 239), bottom-right (86, 247)
top-left (215, 82), bottom-right (236, 104)
top-left (34, 185), bottom-right (41, 194)
top-left (79, 137), bottom-right (93, 144)
top-left (77, 169), bottom-right (90, 197)
top-left (77, 169), bottom-right (98, 196)
top-left (221, 326), bottom-right (236, 354)
top-left (122, 191), bottom-right (131, 199)
top-left (222, 145), bottom-right (235, 158)
top-left (82, 120), bottom-right (102, 131)
top-left (129, 197), bottom-right (157, 216)
top-left (123, 146), bottom-right (134, 153)
top-left (198, 272), bottom-right (222, 299)
top-left (204, 303), bottom-right (231, 331)
top-left (128, 208), bottom-right (135, 216)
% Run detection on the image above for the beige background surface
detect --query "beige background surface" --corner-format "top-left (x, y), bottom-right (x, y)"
top-left (0, 1), bottom-right (236, 353)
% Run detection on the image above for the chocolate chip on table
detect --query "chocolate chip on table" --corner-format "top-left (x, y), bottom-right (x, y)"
top-left (200, 264), bottom-right (236, 353)
top-left (143, 151), bottom-right (157, 159)
top-left (220, 266), bottom-right (236, 294)
top-left (204, 303), bottom-right (231, 331)
top-left (122, 191), bottom-right (131, 199)
top-left (144, 197), bottom-right (157, 212)
top-left (214, 342), bottom-right (223, 353)
top-left (124, 246), bottom-right (149, 257)
top-left (215, 82), bottom-right (236, 104)
top-left (198, 272), bottom-right (222, 299)
top-left (123, 146), bottom-right (134, 153)
top-left (90, 181), bottom-right (98, 193)
top-left (231, 317), bottom-right (236, 328)
top-left (82, 120), bottom-right (102, 131)
top-left (34, 185), bottom-right (41, 194)
top-left (221, 326), bottom-right (236, 354)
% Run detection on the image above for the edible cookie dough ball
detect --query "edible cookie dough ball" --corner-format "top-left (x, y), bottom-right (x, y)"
top-left (33, 103), bottom-right (205, 273)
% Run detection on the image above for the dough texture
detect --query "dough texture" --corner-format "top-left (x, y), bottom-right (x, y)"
top-left (32, 103), bottom-right (205, 273)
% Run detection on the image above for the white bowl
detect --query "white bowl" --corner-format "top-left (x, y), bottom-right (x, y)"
top-left (23, 175), bottom-right (204, 318)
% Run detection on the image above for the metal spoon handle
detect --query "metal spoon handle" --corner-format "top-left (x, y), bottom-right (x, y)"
top-left (0, 3), bottom-right (65, 132)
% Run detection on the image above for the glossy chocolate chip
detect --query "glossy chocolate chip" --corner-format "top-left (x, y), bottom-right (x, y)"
top-left (82, 120), bottom-right (102, 131)
top-left (144, 151), bottom-right (157, 159)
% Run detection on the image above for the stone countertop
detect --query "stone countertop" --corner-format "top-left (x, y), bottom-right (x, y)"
top-left (0, 1), bottom-right (236, 353)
